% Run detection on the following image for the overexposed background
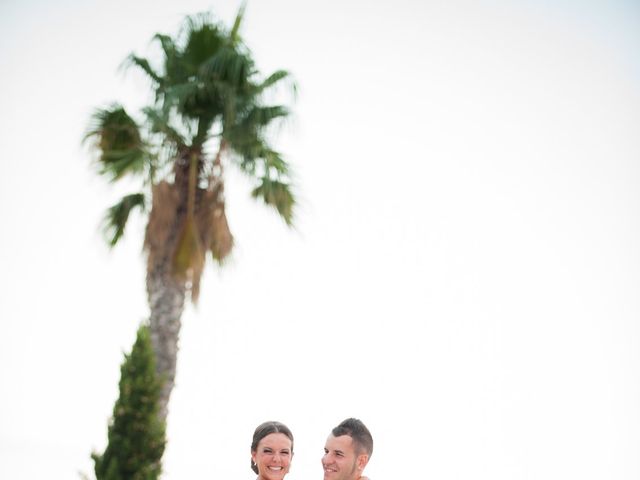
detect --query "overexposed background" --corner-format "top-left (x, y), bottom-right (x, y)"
top-left (1, 0), bottom-right (639, 479)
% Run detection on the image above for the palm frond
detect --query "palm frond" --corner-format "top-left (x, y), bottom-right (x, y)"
top-left (228, 135), bottom-right (265, 168)
top-left (263, 149), bottom-right (290, 177)
top-left (123, 55), bottom-right (162, 84)
top-left (153, 34), bottom-right (183, 88)
top-left (223, 104), bottom-right (288, 155)
top-left (226, 131), bottom-right (290, 182)
top-left (102, 193), bottom-right (146, 247)
top-left (245, 104), bottom-right (289, 128)
top-left (181, 14), bottom-right (225, 74)
top-left (142, 107), bottom-right (186, 146)
top-left (200, 45), bottom-right (255, 91)
top-left (229, 3), bottom-right (247, 44)
top-left (84, 105), bottom-right (138, 149)
top-left (255, 70), bottom-right (293, 94)
top-left (162, 82), bottom-right (198, 109)
top-left (84, 105), bottom-right (150, 181)
top-left (251, 178), bottom-right (295, 225)
top-left (99, 148), bottom-right (148, 180)
top-left (161, 80), bottom-right (218, 122)
top-left (153, 34), bottom-right (178, 63)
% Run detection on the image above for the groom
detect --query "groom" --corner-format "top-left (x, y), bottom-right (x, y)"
top-left (322, 418), bottom-right (373, 480)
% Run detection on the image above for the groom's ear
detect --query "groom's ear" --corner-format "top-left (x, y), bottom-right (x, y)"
top-left (356, 453), bottom-right (369, 471)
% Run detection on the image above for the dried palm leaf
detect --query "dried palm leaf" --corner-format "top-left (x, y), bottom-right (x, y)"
top-left (145, 181), bottom-right (179, 272)
top-left (195, 186), bottom-right (234, 265)
top-left (172, 154), bottom-right (205, 290)
top-left (172, 215), bottom-right (205, 281)
top-left (209, 203), bottom-right (234, 262)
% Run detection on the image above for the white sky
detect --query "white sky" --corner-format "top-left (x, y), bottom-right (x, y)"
top-left (1, 0), bottom-right (639, 479)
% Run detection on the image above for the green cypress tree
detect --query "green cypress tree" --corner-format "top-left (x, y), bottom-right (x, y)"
top-left (92, 324), bottom-right (166, 480)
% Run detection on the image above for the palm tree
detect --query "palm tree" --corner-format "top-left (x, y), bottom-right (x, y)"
top-left (84, 7), bottom-right (296, 422)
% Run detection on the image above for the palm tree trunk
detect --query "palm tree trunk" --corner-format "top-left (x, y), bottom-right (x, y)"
top-left (143, 156), bottom-right (193, 422)
top-left (147, 264), bottom-right (186, 422)
top-left (144, 175), bottom-right (189, 422)
top-left (143, 151), bottom-right (205, 422)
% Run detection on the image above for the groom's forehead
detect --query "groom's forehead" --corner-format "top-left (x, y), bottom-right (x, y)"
top-left (325, 434), bottom-right (354, 451)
